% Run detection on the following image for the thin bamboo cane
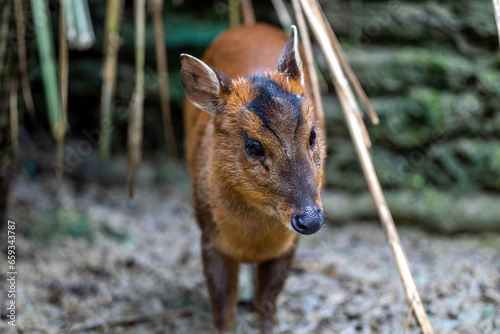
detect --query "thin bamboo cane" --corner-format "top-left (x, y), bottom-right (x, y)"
top-left (99, 0), bottom-right (123, 161)
top-left (128, 0), bottom-right (146, 198)
top-left (56, 0), bottom-right (69, 205)
top-left (241, 0), bottom-right (255, 25)
top-left (14, 0), bottom-right (36, 121)
top-left (271, 0), bottom-right (292, 32)
top-left (229, 0), bottom-right (240, 27)
top-left (291, 0), bottom-right (324, 131)
top-left (10, 77), bottom-right (19, 162)
top-left (59, 0), bottom-right (69, 131)
top-left (31, 0), bottom-right (65, 140)
top-left (150, 0), bottom-right (177, 160)
top-left (493, 0), bottom-right (500, 47)
top-left (298, 1), bottom-right (434, 333)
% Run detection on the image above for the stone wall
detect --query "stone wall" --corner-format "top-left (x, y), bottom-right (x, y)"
top-left (319, 0), bottom-right (500, 230)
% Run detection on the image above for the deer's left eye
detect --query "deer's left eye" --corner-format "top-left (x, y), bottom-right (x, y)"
top-left (245, 135), bottom-right (265, 157)
top-left (309, 128), bottom-right (316, 148)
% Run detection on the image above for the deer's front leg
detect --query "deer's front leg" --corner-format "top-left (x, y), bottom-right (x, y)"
top-left (201, 241), bottom-right (239, 333)
top-left (254, 245), bottom-right (297, 334)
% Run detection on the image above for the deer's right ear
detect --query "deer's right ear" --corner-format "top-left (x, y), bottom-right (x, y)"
top-left (180, 54), bottom-right (232, 115)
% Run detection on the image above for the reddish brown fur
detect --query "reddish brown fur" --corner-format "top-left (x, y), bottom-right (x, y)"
top-left (181, 23), bottom-right (326, 333)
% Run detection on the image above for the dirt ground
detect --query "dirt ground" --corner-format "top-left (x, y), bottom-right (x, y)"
top-left (1, 166), bottom-right (500, 334)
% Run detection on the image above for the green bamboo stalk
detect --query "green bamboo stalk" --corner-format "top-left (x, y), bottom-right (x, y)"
top-left (31, 0), bottom-right (64, 140)
top-left (59, 0), bottom-right (69, 131)
top-left (128, 0), bottom-right (146, 198)
top-left (73, 0), bottom-right (95, 50)
top-left (493, 0), bottom-right (500, 47)
top-left (65, 0), bottom-right (78, 47)
top-left (99, 0), bottom-right (123, 161)
top-left (229, 0), bottom-right (240, 27)
top-left (14, 0), bottom-right (36, 121)
top-left (149, 0), bottom-right (177, 160)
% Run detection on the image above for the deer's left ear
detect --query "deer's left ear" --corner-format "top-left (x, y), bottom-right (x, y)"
top-left (277, 25), bottom-right (304, 87)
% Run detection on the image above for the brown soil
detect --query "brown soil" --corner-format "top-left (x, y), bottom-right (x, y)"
top-left (1, 168), bottom-right (499, 333)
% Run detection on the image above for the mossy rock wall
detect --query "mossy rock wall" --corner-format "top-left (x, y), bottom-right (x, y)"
top-left (320, 0), bottom-right (500, 230)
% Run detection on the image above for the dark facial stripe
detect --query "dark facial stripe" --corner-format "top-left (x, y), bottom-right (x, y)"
top-left (245, 75), bottom-right (303, 131)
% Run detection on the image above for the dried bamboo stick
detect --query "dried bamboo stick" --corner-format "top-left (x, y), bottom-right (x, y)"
top-left (128, 0), bottom-right (146, 198)
top-left (99, 0), bottom-right (123, 161)
top-left (31, 0), bottom-right (65, 140)
top-left (291, 0), bottom-right (324, 131)
top-left (69, 308), bottom-right (193, 332)
top-left (304, 0), bottom-right (371, 150)
top-left (241, 0), bottom-right (255, 25)
top-left (14, 0), bottom-right (36, 121)
top-left (493, 0), bottom-right (500, 47)
top-left (149, 0), bottom-right (177, 160)
top-left (271, 0), bottom-right (292, 32)
top-left (298, 1), bottom-right (434, 333)
top-left (56, 0), bottom-right (69, 204)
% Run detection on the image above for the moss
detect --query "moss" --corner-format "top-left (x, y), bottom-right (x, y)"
top-left (24, 208), bottom-right (98, 244)
top-left (23, 208), bottom-right (129, 245)
top-left (345, 47), bottom-right (479, 95)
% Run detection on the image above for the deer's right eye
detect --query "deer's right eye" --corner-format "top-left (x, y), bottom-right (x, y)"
top-left (245, 135), bottom-right (265, 157)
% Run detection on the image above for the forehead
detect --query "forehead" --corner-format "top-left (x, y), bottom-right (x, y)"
top-left (234, 73), bottom-right (310, 135)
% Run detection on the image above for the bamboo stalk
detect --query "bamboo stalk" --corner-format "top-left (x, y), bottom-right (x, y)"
top-left (10, 77), bottom-right (19, 162)
top-left (229, 0), bottom-right (240, 27)
top-left (291, 0), bottom-right (325, 131)
top-left (149, 0), bottom-right (177, 160)
top-left (73, 0), bottom-right (95, 50)
top-left (241, 0), bottom-right (255, 25)
top-left (493, 0), bottom-right (500, 47)
top-left (65, 0), bottom-right (78, 47)
top-left (59, 0), bottom-right (69, 131)
top-left (14, 0), bottom-right (36, 121)
top-left (298, 1), bottom-right (433, 333)
top-left (31, 0), bottom-right (65, 140)
top-left (99, 0), bottom-right (123, 161)
top-left (128, 0), bottom-right (146, 198)
top-left (56, 0), bottom-right (69, 205)
top-left (271, 0), bottom-right (292, 32)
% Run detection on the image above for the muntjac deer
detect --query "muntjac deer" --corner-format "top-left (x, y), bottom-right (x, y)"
top-left (180, 23), bottom-right (326, 334)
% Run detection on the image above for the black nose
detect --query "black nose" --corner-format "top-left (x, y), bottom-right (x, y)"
top-left (291, 206), bottom-right (324, 235)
